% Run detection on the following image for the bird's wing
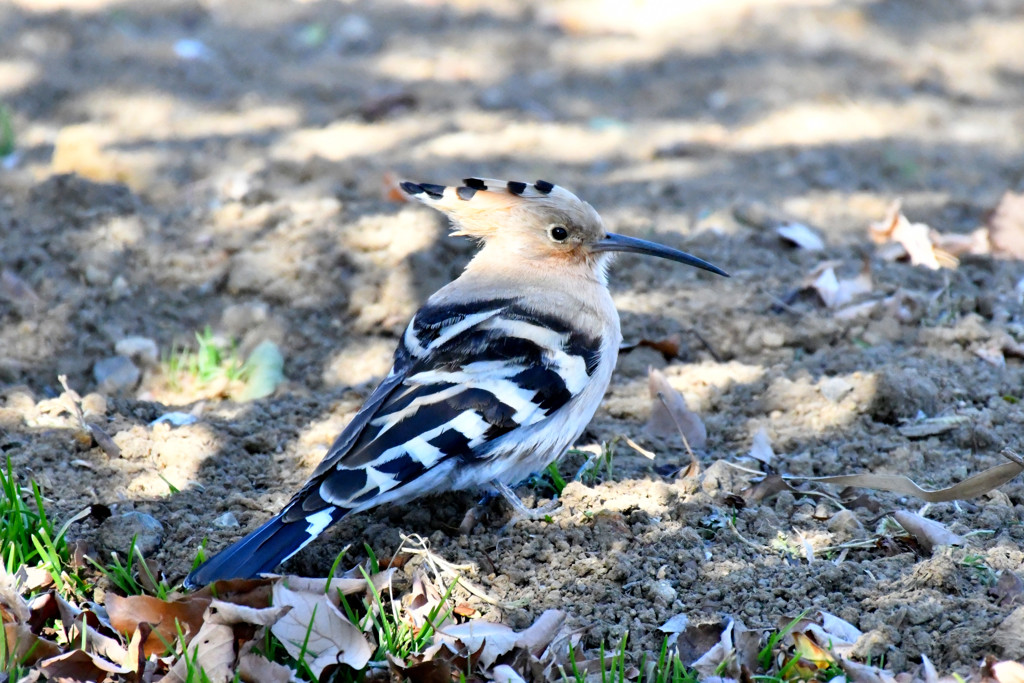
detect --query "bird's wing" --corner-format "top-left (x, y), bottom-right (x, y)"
top-left (281, 297), bottom-right (602, 522)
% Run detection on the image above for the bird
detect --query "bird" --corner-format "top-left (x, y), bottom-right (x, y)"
top-left (184, 177), bottom-right (727, 588)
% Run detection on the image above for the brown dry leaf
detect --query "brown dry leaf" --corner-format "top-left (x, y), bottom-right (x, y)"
top-left (4, 622), bottom-right (62, 666)
top-left (669, 620), bottom-right (727, 668)
top-left (237, 640), bottom-right (297, 683)
top-left (106, 593), bottom-right (211, 656)
top-left (434, 609), bottom-right (565, 671)
top-left (898, 414), bottom-right (970, 438)
top-left (0, 571), bottom-right (31, 623)
top-left (164, 621), bottom-right (236, 683)
top-left (389, 653), bottom-right (453, 683)
top-left (892, 511), bottom-right (965, 554)
top-left (987, 191), bottom-right (1024, 259)
top-left (644, 367), bottom-right (707, 449)
top-left (453, 603), bottom-right (476, 618)
top-left (632, 336), bottom-right (682, 360)
top-left (993, 660), bottom-right (1024, 683)
top-left (792, 631), bottom-right (836, 670)
top-left (270, 579), bottom-right (373, 678)
top-left (70, 619), bottom-right (132, 669)
top-left (690, 618), bottom-right (751, 679)
top-left (742, 474), bottom-right (792, 504)
top-left (38, 648), bottom-right (132, 681)
top-left (782, 449), bottom-right (1024, 503)
top-left (437, 621), bottom-right (519, 670)
top-left (192, 577), bottom-right (274, 608)
top-left (868, 201), bottom-right (956, 270)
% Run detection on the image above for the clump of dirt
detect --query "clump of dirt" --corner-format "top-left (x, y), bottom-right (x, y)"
top-left (2, 0), bottom-right (1024, 677)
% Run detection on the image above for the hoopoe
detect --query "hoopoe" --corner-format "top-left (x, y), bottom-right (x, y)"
top-left (185, 178), bottom-right (727, 588)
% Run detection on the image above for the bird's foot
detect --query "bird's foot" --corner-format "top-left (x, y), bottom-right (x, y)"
top-left (491, 480), bottom-right (560, 532)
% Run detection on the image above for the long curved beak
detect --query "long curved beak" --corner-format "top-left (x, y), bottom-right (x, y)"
top-left (592, 232), bottom-right (729, 277)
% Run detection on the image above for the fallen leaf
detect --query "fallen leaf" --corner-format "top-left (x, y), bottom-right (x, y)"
top-left (238, 640), bottom-right (297, 683)
top-left (839, 657), bottom-right (897, 683)
top-left (388, 652), bottom-right (452, 683)
top-left (270, 580), bottom-right (373, 678)
top-left (164, 621), bottom-right (235, 683)
top-left (933, 228), bottom-right (990, 257)
top-left (621, 336), bottom-right (682, 360)
top-left (897, 414), bottom-right (970, 438)
top-left (206, 599), bottom-right (290, 627)
top-left (3, 622), bottom-right (62, 666)
top-left (987, 191), bottom-right (1024, 259)
top-left (777, 222), bottom-right (825, 251)
top-left (742, 474), bottom-right (791, 504)
top-left (515, 609), bottom-right (565, 655)
top-left (809, 262), bottom-right (873, 309)
top-left (491, 664), bottom-right (528, 683)
top-left (975, 345), bottom-right (1006, 367)
top-left (818, 611), bottom-right (863, 644)
top-left (793, 631), bottom-right (836, 669)
top-left (437, 621), bottom-right (519, 670)
top-left (748, 428), bottom-right (774, 466)
top-left (782, 449), bottom-right (1024, 503)
top-left (691, 618), bottom-right (745, 679)
top-left (892, 510), bottom-right (965, 554)
top-left (644, 368), bottom-right (707, 449)
top-left (453, 603), bottom-right (476, 618)
top-left (38, 648), bottom-right (131, 682)
top-left (192, 577), bottom-right (274, 608)
top-left (869, 201), bottom-right (955, 270)
top-left (672, 620), bottom-right (727, 666)
top-left (105, 593), bottom-right (210, 656)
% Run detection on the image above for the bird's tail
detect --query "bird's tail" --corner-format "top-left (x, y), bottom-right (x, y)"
top-left (184, 505), bottom-right (346, 589)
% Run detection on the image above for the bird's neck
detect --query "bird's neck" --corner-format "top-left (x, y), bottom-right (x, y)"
top-left (436, 245), bottom-right (620, 344)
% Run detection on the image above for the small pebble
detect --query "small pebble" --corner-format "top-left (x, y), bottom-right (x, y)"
top-left (99, 511), bottom-right (164, 556)
top-left (93, 356), bottom-right (140, 394)
top-left (648, 579), bottom-right (678, 606)
top-left (213, 511), bottom-right (240, 528)
top-left (820, 377), bottom-right (854, 403)
top-left (150, 412), bottom-right (198, 427)
top-left (114, 336), bottom-right (159, 367)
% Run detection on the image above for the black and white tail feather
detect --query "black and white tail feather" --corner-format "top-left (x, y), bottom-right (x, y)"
top-left (185, 177), bottom-right (726, 588)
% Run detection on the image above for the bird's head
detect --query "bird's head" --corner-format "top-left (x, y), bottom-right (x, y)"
top-left (400, 178), bottom-right (728, 278)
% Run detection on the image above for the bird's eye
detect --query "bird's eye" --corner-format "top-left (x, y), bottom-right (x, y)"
top-left (549, 225), bottom-right (569, 242)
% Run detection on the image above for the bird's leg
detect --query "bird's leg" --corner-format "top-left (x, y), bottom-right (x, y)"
top-left (491, 480), bottom-right (560, 530)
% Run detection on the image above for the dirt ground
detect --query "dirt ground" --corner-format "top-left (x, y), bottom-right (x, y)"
top-left (2, 0), bottom-right (1024, 677)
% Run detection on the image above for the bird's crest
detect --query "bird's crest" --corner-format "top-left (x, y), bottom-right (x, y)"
top-left (400, 177), bottom-right (595, 238)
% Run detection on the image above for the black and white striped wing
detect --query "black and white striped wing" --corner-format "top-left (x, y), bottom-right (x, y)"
top-left (283, 298), bottom-right (602, 522)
